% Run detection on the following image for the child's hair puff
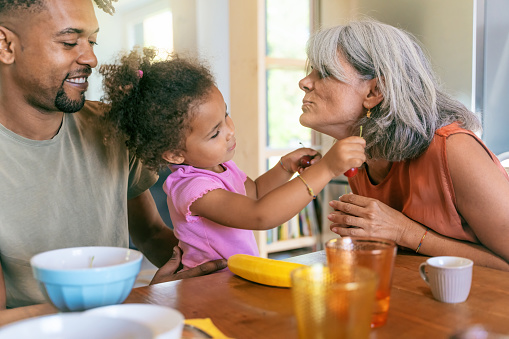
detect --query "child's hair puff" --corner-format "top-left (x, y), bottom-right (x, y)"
top-left (99, 47), bottom-right (215, 171)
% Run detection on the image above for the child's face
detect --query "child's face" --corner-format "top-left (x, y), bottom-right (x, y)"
top-left (179, 86), bottom-right (236, 172)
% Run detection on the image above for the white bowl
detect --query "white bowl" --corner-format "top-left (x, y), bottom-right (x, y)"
top-left (0, 314), bottom-right (153, 339)
top-left (31, 246), bottom-right (143, 311)
top-left (85, 304), bottom-right (184, 339)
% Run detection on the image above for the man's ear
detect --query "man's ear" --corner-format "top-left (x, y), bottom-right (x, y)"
top-left (0, 26), bottom-right (15, 64)
top-left (364, 77), bottom-right (384, 109)
top-left (162, 150), bottom-right (185, 165)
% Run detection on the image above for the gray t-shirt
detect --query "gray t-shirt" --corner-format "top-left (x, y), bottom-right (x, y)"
top-left (0, 101), bottom-right (157, 308)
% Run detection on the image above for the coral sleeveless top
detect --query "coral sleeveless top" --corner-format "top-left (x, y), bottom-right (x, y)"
top-left (349, 123), bottom-right (509, 243)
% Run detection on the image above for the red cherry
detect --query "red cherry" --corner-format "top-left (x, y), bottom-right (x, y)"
top-left (344, 167), bottom-right (358, 178)
top-left (299, 155), bottom-right (313, 168)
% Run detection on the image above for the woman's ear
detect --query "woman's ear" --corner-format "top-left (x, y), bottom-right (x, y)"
top-left (162, 150), bottom-right (185, 165)
top-left (0, 26), bottom-right (15, 64)
top-left (364, 77), bottom-right (384, 109)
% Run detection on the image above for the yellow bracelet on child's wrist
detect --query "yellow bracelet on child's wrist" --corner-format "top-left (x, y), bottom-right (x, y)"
top-left (297, 175), bottom-right (316, 199)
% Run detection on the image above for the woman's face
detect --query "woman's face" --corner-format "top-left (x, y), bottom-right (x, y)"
top-left (298, 55), bottom-right (370, 139)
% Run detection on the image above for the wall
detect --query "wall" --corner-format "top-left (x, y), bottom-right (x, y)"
top-left (483, 0), bottom-right (509, 154)
top-left (319, 0), bottom-right (474, 109)
top-left (87, 4), bottom-right (125, 101)
top-left (196, 0), bottom-right (230, 107)
top-left (87, 0), bottom-right (230, 108)
top-left (228, 0), bottom-right (264, 179)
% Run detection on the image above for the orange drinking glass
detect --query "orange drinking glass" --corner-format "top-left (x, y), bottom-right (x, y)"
top-left (325, 237), bottom-right (397, 328)
top-left (291, 264), bottom-right (377, 339)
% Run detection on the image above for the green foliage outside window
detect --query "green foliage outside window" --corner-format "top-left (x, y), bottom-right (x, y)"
top-left (267, 69), bottom-right (311, 148)
top-left (266, 0), bottom-right (312, 149)
top-left (266, 0), bottom-right (309, 59)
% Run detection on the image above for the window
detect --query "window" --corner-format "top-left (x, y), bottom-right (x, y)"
top-left (90, 2), bottom-right (174, 101)
top-left (134, 10), bottom-right (173, 51)
top-left (264, 0), bottom-right (318, 170)
top-left (128, 9), bottom-right (173, 52)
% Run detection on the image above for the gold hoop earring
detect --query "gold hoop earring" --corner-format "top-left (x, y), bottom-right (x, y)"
top-left (366, 108), bottom-right (372, 119)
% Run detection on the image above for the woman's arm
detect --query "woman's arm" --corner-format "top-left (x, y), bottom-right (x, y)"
top-left (328, 194), bottom-right (509, 270)
top-left (192, 136), bottom-right (366, 230)
top-left (327, 133), bottom-right (509, 271)
top-left (405, 222), bottom-right (509, 270)
top-left (446, 133), bottom-right (509, 264)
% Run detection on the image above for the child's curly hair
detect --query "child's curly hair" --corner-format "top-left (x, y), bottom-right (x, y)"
top-left (99, 47), bottom-right (215, 171)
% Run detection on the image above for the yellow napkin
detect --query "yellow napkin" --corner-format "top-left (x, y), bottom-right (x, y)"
top-left (184, 318), bottom-right (233, 339)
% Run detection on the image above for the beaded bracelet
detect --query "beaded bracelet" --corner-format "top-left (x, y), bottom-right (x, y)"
top-left (297, 175), bottom-right (316, 199)
top-left (415, 227), bottom-right (430, 253)
top-left (279, 158), bottom-right (294, 174)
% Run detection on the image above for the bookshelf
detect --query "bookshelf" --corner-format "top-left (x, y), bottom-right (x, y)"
top-left (255, 199), bottom-right (322, 258)
top-left (320, 177), bottom-right (350, 246)
top-left (255, 176), bottom-right (351, 258)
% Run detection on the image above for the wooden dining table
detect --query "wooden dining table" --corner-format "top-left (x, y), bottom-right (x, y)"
top-left (1, 251), bottom-right (509, 338)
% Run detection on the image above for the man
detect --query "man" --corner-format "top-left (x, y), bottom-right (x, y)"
top-left (0, 0), bottom-right (226, 309)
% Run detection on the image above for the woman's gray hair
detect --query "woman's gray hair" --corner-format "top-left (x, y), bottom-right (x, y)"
top-left (307, 18), bottom-right (481, 161)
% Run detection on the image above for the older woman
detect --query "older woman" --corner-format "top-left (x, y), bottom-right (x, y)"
top-left (299, 19), bottom-right (509, 271)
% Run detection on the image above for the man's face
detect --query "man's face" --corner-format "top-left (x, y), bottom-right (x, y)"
top-left (8, 0), bottom-right (99, 113)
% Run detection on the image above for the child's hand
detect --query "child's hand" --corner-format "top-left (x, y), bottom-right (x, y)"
top-left (280, 148), bottom-right (321, 174)
top-left (321, 136), bottom-right (366, 177)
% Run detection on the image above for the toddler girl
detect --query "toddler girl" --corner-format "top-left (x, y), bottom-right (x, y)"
top-left (100, 48), bottom-right (365, 270)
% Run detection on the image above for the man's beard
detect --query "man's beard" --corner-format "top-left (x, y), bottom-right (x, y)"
top-left (55, 87), bottom-right (86, 113)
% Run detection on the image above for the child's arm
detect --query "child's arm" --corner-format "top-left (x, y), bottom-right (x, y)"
top-left (191, 136), bottom-right (366, 230)
top-left (245, 147), bottom-right (320, 200)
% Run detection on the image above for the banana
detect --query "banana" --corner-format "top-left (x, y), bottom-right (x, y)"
top-left (228, 254), bottom-right (305, 288)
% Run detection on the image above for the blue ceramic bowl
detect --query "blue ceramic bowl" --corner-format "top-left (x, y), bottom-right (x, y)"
top-left (31, 246), bottom-right (143, 312)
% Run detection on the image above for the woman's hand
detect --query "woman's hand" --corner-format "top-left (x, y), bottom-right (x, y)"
top-left (328, 193), bottom-right (411, 244)
top-left (329, 193), bottom-right (509, 271)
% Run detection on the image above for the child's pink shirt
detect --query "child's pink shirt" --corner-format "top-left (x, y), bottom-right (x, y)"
top-left (163, 160), bottom-right (259, 270)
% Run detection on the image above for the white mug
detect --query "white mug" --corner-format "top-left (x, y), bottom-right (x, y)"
top-left (419, 256), bottom-right (473, 303)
